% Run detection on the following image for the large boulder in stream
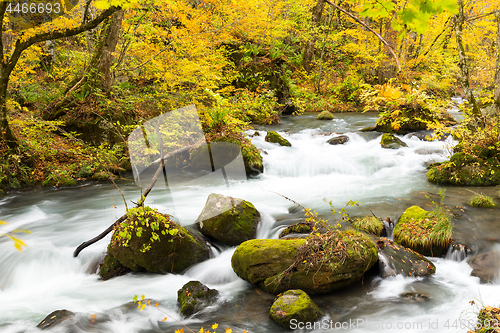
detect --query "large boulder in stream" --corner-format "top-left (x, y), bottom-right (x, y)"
top-left (196, 193), bottom-right (261, 246)
top-left (265, 131), bottom-right (291, 147)
top-left (269, 289), bottom-right (323, 329)
top-left (327, 135), bottom-right (349, 145)
top-left (231, 230), bottom-right (378, 295)
top-left (177, 281), bottom-right (219, 317)
top-left (99, 253), bottom-right (131, 280)
top-left (376, 237), bottom-right (436, 278)
top-left (105, 206), bottom-right (210, 275)
top-left (317, 111), bottom-right (334, 120)
top-left (394, 205), bottom-right (452, 257)
top-left (380, 133), bottom-right (408, 149)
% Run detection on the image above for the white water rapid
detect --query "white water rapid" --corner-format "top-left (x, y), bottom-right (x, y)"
top-left (0, 112), bottom-right (499, 333)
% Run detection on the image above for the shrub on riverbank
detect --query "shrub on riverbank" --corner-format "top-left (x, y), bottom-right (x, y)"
top-left (394, 205), bottom-right (452, 256)
top-left (469, 194), bottom-right (496, 208)
top-left (427, 111), bottom-right (500, 186)
top-left (362, 84), bottom-right (456, 134)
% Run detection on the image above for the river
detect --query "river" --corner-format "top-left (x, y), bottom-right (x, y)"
top-left (0, 106), bottom-right (499, 333)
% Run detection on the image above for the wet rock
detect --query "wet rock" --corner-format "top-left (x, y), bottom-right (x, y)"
top-left (269, 289), bottom-right (322, 329)
top-left (400, 292), bottom-right (430, 302)
top-left (99, 253), bottom-right (131, 280)
top-left (360, 125), bottom-right (377, 132)
top-left (376, 237), bottom-right (436, 278)
top-left (317, 111), bottom-right (334, 120)
top-left (265, 131), bottom-right (291, 147)
top-left (37, 310), bottom-right (75, 330)
top-left (231, 231), bottom-right (378, 294)
top-left (468, 251), bottom-right (500, 283)
top-left (108, 206), bottom-right (210, 274)
top-left (327, 135), bottom-right (349, 145)
top-left (380, 133), bottom-right (408, 149)
top-left (394, 205), bottom-right (452, 257)
top-left (177, 281), bottom-right (219, 317)
top-left (279, 222), bottom-right (315, 238)
top-left (196, 193), bottom-right (261, 246)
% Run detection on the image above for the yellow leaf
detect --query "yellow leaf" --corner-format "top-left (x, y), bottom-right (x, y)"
top-left (162, 317), bottom-right (168, 322)
top-left (225, 329), bottom-right (232, 333)
top-left (155, 302), bottom-right (159, 307)
top-left (175, 329), bottom-right (184, 333)
top-left (0, 220), bottom-right (7, 225)
top-left (140, 304), bottom-right (146, 311)
top-left (212, 323), bottom-right (218, 330)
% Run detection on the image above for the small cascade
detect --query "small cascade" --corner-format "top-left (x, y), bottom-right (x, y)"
top-left (377, 251), bottom-right (397, 278)
top-left (445, 243), bottom-right (470, 262)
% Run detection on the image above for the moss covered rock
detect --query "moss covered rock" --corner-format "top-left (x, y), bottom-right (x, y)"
top-left (99, 253), bottom-right (131, 280)
top-left (317, 111), bottom-right (334, 120)
top-left (108, 206), bottom-right (210, 274)
top-left (427, 148), bottom-right (500, 186)
top-left (177, 281), bottom-right (219, 317)
top-left (196, 193), bottom-right (261, 246)
top-left (394, 206), bottom-right (452, 257)
top-left (269, 289), bottom-right (322, 329)
top-left (352, 216), bottom-right (384, 236)
top-left (231, 231), bottom-right (378, 294)
top-left (211, 135), bottom-right (264, 176)
top-left (279, 222), bottom-right (314, 238)
top-left (376, 237), bottom-right (436, 278)
top-left (380, 133), bottom-right (408, 149)
top-left (265, 131), bottom-right (291, 147)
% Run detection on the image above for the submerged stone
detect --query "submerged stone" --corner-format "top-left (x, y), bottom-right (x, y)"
top-left (196, 193), bottom-right (261, 246)
top-left (468, 251), bottom-right (500, 283)
top-left (327, 135), bottom-right (349, 145)
top-left (177, 281), bottom-right (219, 317)
top-left (376, 237), bottom-right (436, 278)
top-left (37, 310), bottom-right (75, 330)
top-left (265, 131), bottom-right (292, 147)
top-left (269, 289), bottom-right (322, 329)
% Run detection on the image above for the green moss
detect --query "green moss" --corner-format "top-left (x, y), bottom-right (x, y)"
top-left (99, 253), bottom-right (130, 280)
top-left (265, 131), bottom-right (291, 147)
top-left (394, 206), bottom-right (452, 256)
top-left (177, 281), bottom-right (219, 317)
top-left (317, 111), bottom-right (334, 120)
top-left (469, 194), bottom-right (496, 208)
top-left (380, 133), bottom-right (408, 149)
top-left (212, 135), bottom-right (263, 176)
top-left (280, 222), bottom-right (314, 238)
top-left (269, 289), bottom-right (322, 329)
top-left (352, 216), bottom-right (383, 236)
top-left (197, 194), bottom-right (261, 246)
top-left (232, 231), bottom-right (378, 295)
top-left (108, 206), bottom-right (209, 273)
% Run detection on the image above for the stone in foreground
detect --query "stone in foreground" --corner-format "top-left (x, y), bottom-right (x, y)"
top-left (269, 289), bottom-right (322, 329)
top-left (231, 230), bottom-right (378, 294)
top-left (177, 281), bottom-right (219, 317)
top-left (196, 193), bottom-right (261, 246)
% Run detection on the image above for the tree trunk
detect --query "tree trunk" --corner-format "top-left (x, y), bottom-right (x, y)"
top-left (494, 12), bottom-right (500, 107)
top-left (454, 0), bottom-right (480, 116)
top-left (87, 9), bottom-right (124, 92)
top-left (303, 0), bottom-right (325, 71)
top-left (0, 70), bottom-right (16, 148)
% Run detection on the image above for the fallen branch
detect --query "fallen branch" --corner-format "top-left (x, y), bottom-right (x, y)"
top-left (73, 140), bottom-right (206, 257)
top-left (73, 163), bottom-right (163, 257)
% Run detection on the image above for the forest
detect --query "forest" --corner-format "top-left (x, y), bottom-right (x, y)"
top-left (0, 0), bottom-right (500, 332)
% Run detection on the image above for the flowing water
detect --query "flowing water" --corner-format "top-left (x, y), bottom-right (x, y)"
top-left (1, 110), bottom-right (500, 333)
